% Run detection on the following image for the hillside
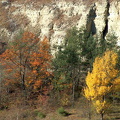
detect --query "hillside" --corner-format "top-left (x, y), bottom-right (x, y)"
top-left (0, 0), bottom-right (120, 120)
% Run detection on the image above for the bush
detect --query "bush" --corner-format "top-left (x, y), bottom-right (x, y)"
top-left (57, 107), bottom-right (71, 116)
top-left (34, 110), bottom-right (46, 118)
top-left (37, 112), bottom-right (46, 119)
top-left (60, 93), bottom-right (70, 106)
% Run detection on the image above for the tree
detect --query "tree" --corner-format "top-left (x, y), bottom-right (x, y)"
top-left (28, 36), bottom-right (53, 91)
top-left (84, 50), bottom-right (120, 120)
top-left (52, 27), bottom-right (118, 104)
top-left (0, 31), bottom-right (52, 98)
top-left (79, 30), bottom-right (118, 70)
top-left (0, 31), bottom-right (39, 91)
top-left (52, 27), bottom-right (81, 103)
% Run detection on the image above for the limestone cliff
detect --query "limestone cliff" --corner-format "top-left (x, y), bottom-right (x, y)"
top-left (0, 0), bottom-right (120, 49)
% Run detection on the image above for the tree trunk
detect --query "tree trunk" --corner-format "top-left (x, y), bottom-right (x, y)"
top-left (21, 74), bottom-right (25, 90)
top-left (101, 113), bottom-right (104, 120)
top-left (72, 79), bottom-right (75, 106)
top-left (88, 100), bottom-right (91, 120)
top-left (72, 67), bottom-right (76, 106)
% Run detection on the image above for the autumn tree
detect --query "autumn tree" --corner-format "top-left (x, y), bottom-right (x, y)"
top-left (84, 50), bottom-right (120, 120)
top-left (28, 36), bottom-right (53, 92)
top-left (0, 31), bottom-right (52, 99)
top-left (0, 31), bottom-right (38, 91)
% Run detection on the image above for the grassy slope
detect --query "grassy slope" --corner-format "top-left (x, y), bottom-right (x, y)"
top-left (0, 97), bottom-right (120, 120)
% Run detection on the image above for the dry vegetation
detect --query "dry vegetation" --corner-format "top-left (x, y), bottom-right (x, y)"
top-left (0, 3), bottom-right (10, 28)
top-left (8, 0), bottom-right (117, 5)
top-left (0, 97), bottom-right (120, 120)
top-left (0, 2), bottom-right (30, 31)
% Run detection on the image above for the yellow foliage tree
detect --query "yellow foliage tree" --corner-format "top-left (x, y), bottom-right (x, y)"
top-left (84, 50), bottom-right (120, 120)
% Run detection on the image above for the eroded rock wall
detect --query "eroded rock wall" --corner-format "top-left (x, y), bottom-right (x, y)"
top-left (0, 0), bottom-right (120, 50)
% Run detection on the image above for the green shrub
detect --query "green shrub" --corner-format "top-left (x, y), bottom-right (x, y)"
top-left (57, 107), bottom-right (71, 116)
top-left (34, 110), bottom-right (46, 118)
top-left (57, 107), bottom-right (64, 114)
top-left (37, 112), bottom-right (46, 118)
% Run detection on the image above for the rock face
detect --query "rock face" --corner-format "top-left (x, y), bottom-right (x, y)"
top-left (0, 0), bottom-right (120, 49)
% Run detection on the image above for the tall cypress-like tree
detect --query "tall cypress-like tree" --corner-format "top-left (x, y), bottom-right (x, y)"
top-left (52, 27), bottom-right (81, 103)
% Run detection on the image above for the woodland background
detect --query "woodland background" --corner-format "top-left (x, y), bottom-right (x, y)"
top-left (0, 0), bottom-right (120, 120)
top-left (0, 27), bottom-right (120, 120)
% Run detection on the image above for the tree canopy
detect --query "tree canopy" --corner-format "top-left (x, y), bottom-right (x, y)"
top-left (84, 50), bottom-right (120, 120)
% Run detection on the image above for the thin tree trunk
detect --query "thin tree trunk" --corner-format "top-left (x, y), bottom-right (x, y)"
top-left (19, 52), bottom-right (27, 95)
top-left (88, 100), bottom-right (91, 120)
top-left (21, 73), bottom-right (25, 90)
top-left (101, 113), bottom-right (104, 120)
top-left (72, 79), bottom-right (75, 106)
top-left (72, 67), bottom-right (76, 106)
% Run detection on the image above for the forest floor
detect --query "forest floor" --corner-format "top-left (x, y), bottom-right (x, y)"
top-left (0, 97), bottom-right (120, 120)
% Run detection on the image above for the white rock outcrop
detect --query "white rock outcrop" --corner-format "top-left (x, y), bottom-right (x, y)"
top-left (1, 0), bottom-right (120, 47)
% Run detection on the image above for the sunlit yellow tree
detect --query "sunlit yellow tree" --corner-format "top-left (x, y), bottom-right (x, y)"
top-left (84, 50), bottom-right (120, 120)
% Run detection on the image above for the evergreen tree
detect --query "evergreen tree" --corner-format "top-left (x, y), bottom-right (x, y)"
top-left (52, 27), bottom-right (118, 103)
top-left (52, 27), bottom-right (81, 102)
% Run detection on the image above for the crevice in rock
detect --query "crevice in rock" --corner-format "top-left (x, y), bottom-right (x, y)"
top-left (91, 20), bottom-right (96, 35)
top-left (103, 19), bottom-right (108, 39)
top-left (103, 0), bottom-right (110, 39)
top-left (86, 3), bottom-right (97, 36)
top-left (0, 42), bottom-right (7, 54)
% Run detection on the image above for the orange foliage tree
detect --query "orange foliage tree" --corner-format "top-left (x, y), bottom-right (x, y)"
top-left (28, 36), bottom-right (53, 91)
top-left (0, 31), bottom-right (52, 97)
